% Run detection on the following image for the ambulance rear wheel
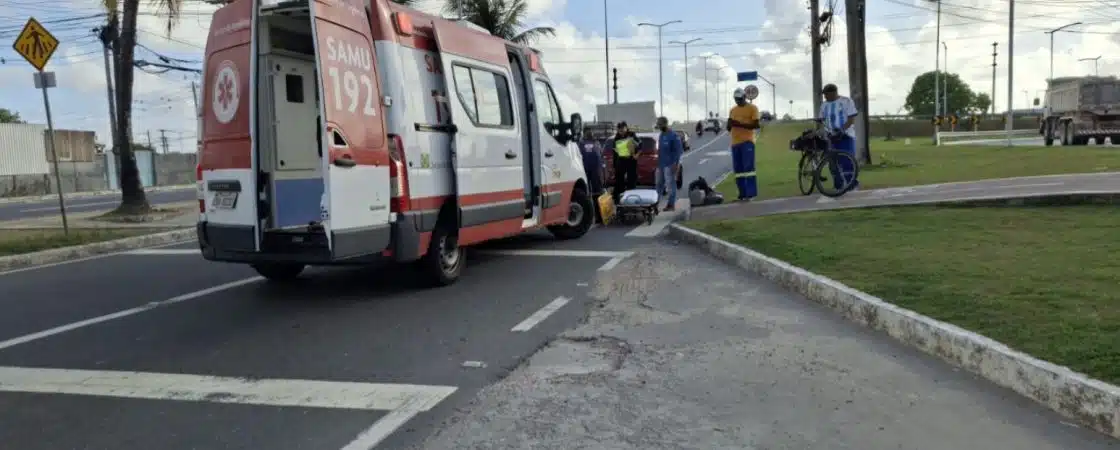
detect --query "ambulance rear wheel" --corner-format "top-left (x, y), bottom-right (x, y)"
top-left (418, 224), bottom-right (462, 287)
top-left (251, 263), bottom-right (305, 282)
top-left (548, 186), bottom-right (593, 240)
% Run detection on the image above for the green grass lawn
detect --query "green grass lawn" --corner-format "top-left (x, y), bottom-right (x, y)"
top-left (716, 122), bottom-right (1120, 200)
top-left (690, 204), bottom-right (1120, 384)
top-left (0, 228), bottom-right (162, 256)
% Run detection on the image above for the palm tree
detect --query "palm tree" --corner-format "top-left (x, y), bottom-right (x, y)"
top-left (101, 0), bottom-right (181, 214)
top-left (443, 0), bottom-right (555, 45)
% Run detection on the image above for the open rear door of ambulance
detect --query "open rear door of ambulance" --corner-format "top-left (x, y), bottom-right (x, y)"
top-left (431, 23), bottom-right (527, 234)
top-left (310, 0), bottom-right (392, 260)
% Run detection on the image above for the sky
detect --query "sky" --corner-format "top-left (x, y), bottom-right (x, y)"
top-left (1, 0), bottom-right (1118, 150)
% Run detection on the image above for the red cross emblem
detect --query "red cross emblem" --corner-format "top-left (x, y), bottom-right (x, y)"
top-left (217, 73), bottom-right (233, 111)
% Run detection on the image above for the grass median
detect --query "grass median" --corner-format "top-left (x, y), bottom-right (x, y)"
top-left (690, 204), bottom-right (1120, 384)
top-left (714, 122), bottom-right (1120, 200)
top-left (0, 228), bottom-right (163, 257)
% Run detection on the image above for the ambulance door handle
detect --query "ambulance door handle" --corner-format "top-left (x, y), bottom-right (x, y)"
top-left (332, 157), bottom-right (357, 168)
top-left (544, 151), bottom-right (554, 158)
top-left (505, 150), bottom-right (517, 159)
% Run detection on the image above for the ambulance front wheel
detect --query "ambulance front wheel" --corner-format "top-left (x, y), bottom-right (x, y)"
top-left (417, 223), bottom-right (463, 287)
top-left (548, 186), bottom-right (593, 240)
top-left (251, 263), bottom-right (305, 282)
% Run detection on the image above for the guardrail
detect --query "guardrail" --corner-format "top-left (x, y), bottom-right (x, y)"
top-left (936, 129), bottom-right (1038, 146)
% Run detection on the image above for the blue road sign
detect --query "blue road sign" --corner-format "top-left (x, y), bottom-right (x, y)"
top-left (737, 71), bottom-right (757, 82)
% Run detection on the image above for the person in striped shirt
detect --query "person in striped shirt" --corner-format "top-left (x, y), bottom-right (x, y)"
top-left (818, 83), bottom-right (860, 191)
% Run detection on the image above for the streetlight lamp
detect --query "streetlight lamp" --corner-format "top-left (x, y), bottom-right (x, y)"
top-left (638, 20), bottom-right (682, 117)
top-left (1045, 22), bottom-right (1081, 83)
top-left (669, 37), bottom-right (701, 124)
top-left (1078, 56), bottom-right (1102, 76)
top-left (700, 53), bottom-right (719, 118)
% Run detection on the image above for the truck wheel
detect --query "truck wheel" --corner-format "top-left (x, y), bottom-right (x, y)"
top-left (417, 223), bottom-right (463, 287)
top-left (548, 186), bottom-right (593, 240)
top-left (251, 263), bottom-right (305, 282)
top-left (1095, 137), bottom-right (1105, 145)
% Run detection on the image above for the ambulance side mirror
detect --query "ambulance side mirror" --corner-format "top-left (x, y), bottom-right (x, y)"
top-left (569, 113), bottom-right (584, 139)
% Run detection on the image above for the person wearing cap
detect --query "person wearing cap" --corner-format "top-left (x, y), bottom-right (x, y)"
top-left (726, 87), bottom-right (761, 201)
top-left (609, 121), bottom-right (640, 203)
top-left (819, 83), bottom-right (861, 191)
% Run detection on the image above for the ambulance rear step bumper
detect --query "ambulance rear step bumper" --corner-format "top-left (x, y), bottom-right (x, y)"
top-left (197, 213), bottom-right (424, 265)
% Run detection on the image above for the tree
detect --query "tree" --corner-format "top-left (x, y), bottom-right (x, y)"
top-left (969, 92), bottom-right (991, 115)
top-left (102, 0), bottom-right (181, 214)
top-left (903, 71), bottom-right (977, 117)
top-left (444, 0), bottom-right (556, 45)
top-left (0, 108), bottom-right (24, 124)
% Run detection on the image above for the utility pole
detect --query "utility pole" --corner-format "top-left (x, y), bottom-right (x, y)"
top-left (669, 38), bottom-right (701, 124)
top-left (991, 42), bottom-right (997, 116)
top-left (700, 53), bottom-right (719, 117)
top-left (810, 0), bottom-right (823, 114)
top-left (942, 42), bottom-right (949, 116)
top-left (638, 20), bottom-right (682, 117)
top-left (931, 0), bottom-right (941, 143)
top-left (94, 23), bottom-right (121, 188)
top-left (612, 67), bottom-right (618, 103)
top-left (1005, 0), bottom-right (1014, 146)
top-left (845, 0), bottom-right (872, 164)
top-left (159, 129), bottom-right (170, 154)
top-left (603, 0), bottom-right (609, 102)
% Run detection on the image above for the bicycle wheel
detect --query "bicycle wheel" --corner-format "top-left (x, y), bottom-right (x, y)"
top-left (814, 151), bottom-right (860, 198)
top-left (797, 152), bottom-right (816, 195)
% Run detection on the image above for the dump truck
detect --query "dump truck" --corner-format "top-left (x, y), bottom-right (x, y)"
top-left (1040, 76), bottom-right (1120, 146)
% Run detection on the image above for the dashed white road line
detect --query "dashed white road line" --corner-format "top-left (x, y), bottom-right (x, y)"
top-left (681, 132), bottom-right (725, 160)
top-left (510, 296), bottom-right (571, 332)
top-left (597, 256), bottom-right (626, 272)
top-left (699, 158), bottom-right (709, 165)
top-left (0, 277), bottom-right (262, 351)
top-left (0, 366), bottom-right (456, 450)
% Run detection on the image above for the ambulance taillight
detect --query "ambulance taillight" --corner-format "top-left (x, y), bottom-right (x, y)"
top-left (196, 164), bottom-right (205, 213)
top-left (388, 134), bottom-right (409, 212)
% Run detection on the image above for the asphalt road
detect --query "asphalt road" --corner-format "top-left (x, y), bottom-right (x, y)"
top-left (0, 133), bottom-right (736, 450)
top-left (0, 188), bottom-right (197, 221)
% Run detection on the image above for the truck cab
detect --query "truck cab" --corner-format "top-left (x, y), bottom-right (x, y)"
top-left (196, 0), bottom-right (591, 286)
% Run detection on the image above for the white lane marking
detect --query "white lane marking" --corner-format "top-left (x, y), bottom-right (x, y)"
top-left (711, 170), bottom-right (732, 187)
top-left (681, 132), bottom-right (725, 160)
top-left (510, 296), bottom-right (571, 332)
top-left (706, 150), bottom-right (731, 157)
top-left (0, 366), bottom-right (455, 411)
top-left (597, 256), bottom-right (625, 272)
top-left (477, 249), bottom-right (632, 258)
top-left (625, 199), bottom-right (690, 238)
top-left (343, 408), bottom-right (426, 450)
top-left (20, 200), bottom-right (120, 213)
top-left (0, 240), bottom-right (193, 277)
top-left (125, 249), bottom-right (200, 255)
top-left (699, 158), bottom-right (709, 165)
top-left (0, 277), bottom-right (262, 351)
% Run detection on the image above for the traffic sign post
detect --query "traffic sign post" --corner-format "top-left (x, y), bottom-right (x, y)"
top-left (743, 84), bottom-right (759, 101)
top-left (13, 17), bottom-right (67, 234)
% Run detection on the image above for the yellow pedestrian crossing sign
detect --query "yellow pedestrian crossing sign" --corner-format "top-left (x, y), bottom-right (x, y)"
top-left (12, 17), bottom-right (60, 71)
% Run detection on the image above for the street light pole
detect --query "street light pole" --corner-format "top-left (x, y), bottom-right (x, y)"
top-left (1046, 22), bottom-right (1081, 83)
top-left (758, 74), bottom-right (776, 120)
top-left (1079, 56), bottom-right (1102, 76)
top-left (700, 53), bottom-right (718, 118)
top-left (926, 0), bottom-right (941, 143)
top-left (603, 0), bottom-right (610, 102)
top-left (669, 38), bottom-right (701, 124)
top-left (1005, 0), bottom-right (1014, 146)
top-left (942, 42), bottom-right (948, 116)
top-left (638, 20), bottom-right (682, 118)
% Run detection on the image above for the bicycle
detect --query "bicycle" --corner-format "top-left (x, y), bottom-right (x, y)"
top-left (788, 127), bottom-right (860, 198)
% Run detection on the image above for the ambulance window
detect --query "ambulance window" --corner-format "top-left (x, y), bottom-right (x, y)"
top-left (452, 65), bottom-right (478, 123)
top-left (533, 80), bottom-right (562, 141)
top-left (284, 74), bottom-right (304, 103)
top-left (472, 71), bottom-right (513, 127)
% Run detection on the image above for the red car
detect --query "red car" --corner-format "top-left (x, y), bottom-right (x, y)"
top-left (602, 132), bottom-right (684, 190)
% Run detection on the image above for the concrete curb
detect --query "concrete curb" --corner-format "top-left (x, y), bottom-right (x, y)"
top-left (668, 223), bottom-right (1120, 439)
top-left (0, 184), bottom-right (195, 205)
top-left (0, 228), bottom-right (196, 273)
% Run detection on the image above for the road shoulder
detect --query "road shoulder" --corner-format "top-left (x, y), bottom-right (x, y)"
top-left (414, 242), bottom-right (1115, 449)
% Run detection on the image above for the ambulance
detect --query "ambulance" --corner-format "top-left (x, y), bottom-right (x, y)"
top-left (196, 0), bottom-right (592, 286)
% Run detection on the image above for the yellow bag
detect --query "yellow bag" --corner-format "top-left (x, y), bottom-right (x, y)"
top-left (597, 192), bottom-right (615, 225)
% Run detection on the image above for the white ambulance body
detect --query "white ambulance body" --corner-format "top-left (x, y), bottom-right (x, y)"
top-left (197, 0), bottom-right (591, 285)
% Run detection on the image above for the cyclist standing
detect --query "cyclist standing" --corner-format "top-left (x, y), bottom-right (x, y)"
top-left (819, 84), bottom-right (860, 191)
top-left (726, 88), bottom-right (761, 201)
